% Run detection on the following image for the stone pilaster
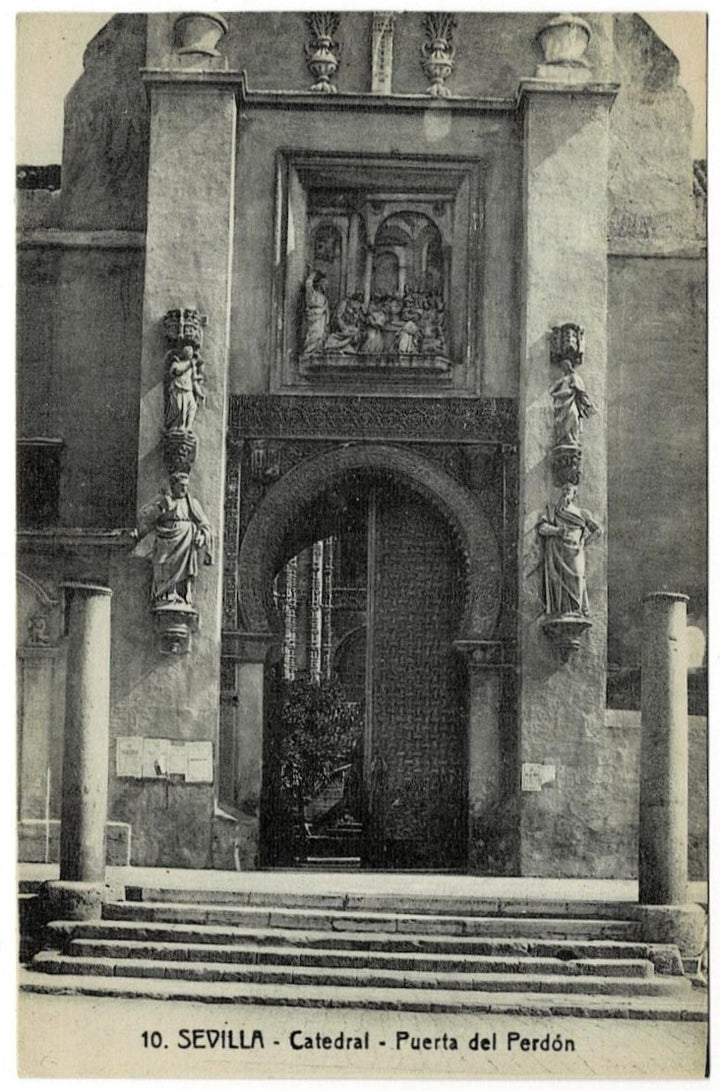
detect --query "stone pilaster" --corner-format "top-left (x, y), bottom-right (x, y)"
top-left (115, 67), bottom-right (236, 866)
top-left (517, 80), bottom-right (618, 876)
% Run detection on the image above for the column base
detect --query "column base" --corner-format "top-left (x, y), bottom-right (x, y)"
top-left (635, 903), bottom-right (707, 958)
top-left (40, 879), bottom-right (119, 921)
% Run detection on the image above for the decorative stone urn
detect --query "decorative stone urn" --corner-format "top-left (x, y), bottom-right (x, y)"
top-left (421, 13), bottom-right (457, 98)
top-left (173, 12), bottom-right (228, 58)
top-left (536, 13), bottom-right (592, 82)
top-left (304, 13), bottom-right (342, 93)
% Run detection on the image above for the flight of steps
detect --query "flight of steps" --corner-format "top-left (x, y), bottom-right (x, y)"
top-left (21, 887), bottom-right (706, 1018)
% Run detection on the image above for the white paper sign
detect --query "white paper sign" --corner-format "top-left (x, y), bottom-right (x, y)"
top-left (522, 762), bottom-right (556, 791)
top-left (115, 736), bottom-right (143, 779)
top-left (168, 740), bottom-right (188, 776)
top-left (142, 737), bottom-right (170, 778)
top-left (185, 741), bottom-right (213, 783)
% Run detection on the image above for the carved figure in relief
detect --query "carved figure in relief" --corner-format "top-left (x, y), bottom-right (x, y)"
top-left (396, 317), bottom-right (420, 354)
top-left (302, 271), bottom-right (331, 354)
top-left (549, 358), bottom-right (596, 446)
top-left (537, 484), bottom-right (601, 617)
top-left (164, 344), bottom-right (205, 432)
top-left (136, 472), bottom-right (213, 608)
top-left (360, 297), bottom-right (387, 353)
top-left (27, 615), bottom-right (50, 646)
top-left (324, 293), bottom-right (363, 353)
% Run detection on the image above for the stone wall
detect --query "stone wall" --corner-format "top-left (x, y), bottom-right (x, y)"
top-left (603, 710), bottom-right (707, 880)
top-left (17, 244), bottom-right (144, 528)
top-left (607, 255), bottom-right (706, 673)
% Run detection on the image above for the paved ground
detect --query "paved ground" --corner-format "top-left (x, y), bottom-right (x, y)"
top-left (17, 863), bottom-right (709, 904)
top-left (18, 991), bottom-right (708, 1079)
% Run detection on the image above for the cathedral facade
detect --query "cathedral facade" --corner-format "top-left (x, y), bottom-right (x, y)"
top-left (17, 12), bottom-right (706, 878)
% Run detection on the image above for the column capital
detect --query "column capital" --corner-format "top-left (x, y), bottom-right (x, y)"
top-left (61, 581), bottom-right (112, 597)
top-left (643, 591), bottom-right (690, 605)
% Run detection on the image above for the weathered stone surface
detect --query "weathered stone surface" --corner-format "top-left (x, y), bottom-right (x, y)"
top-left (636, 905), bottom-right (706, 958)
top-left (607, 257), bottom-right (706, 673)
top-left (61, 15), bottom-right (149, 232)
top-left (41, 880), bottom-right (106, 921)
top-left (517, 85), bottom-right (614, 876)
top-left (609, 15), bottom-right (695, 251)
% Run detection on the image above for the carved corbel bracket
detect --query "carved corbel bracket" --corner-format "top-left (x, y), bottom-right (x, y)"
top-left (551, 443), bottom-right (582, 487)
top-left (540, 614), bottom-right (592, 663)
top-left (153, 602), bottom-right (199, 656)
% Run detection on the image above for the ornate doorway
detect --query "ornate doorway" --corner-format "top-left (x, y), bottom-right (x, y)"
top-left (262, 473), bottom-right (467, 870)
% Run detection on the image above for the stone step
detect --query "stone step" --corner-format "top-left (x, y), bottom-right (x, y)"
top-left (32, 952), bottom-right (690, 997)
top-left (47, 919), bottom-right (682, 971)
top-left (123, 887), bottom-right (641, 920)
top-left (19, 967), bottom-right (708, 1020)
top-left (63, 937), bottom-right (656, 978)
top-left (104, 901), bottom-right (641, 940)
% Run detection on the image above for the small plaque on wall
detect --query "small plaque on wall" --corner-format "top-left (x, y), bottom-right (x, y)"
top-left (116, 737), bottom-right (143, 779)
top-left (186, 741), bottom-right (214, 783)
top-left (521, 762), bottom-right (556, 792)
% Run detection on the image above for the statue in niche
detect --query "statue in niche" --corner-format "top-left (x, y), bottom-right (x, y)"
top-left (136, 471), bottom-right (213, 608)
top-left (164, 343), bottom-right (205, 433)
top-left (302, 270), bottom-right (331, 354)
top-left (324, 293), bottom-right (364, 353)
top-left (549, 356), bottom-right (596, 447)
top-left (537, 483), bottom-right (601, 617)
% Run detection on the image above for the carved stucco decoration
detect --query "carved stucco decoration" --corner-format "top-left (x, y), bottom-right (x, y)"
top-left (305, 13), bottom-right (342, 93)
top-left (371, 13), bottom-right (396, 94)
top-left (421, 12), bottom-right (457, 98)
top-left (236, 444), bottom-right (502, 642)
top-left (17, 572), bottom-right (62, 650)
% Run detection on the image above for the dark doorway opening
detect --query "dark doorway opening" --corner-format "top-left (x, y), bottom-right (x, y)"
top-left (261, 472), bottom-right (467, 871)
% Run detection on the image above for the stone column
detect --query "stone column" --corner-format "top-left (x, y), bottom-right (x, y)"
top-left (45, 584), bottom-right (111, 919)
top-left (639, 592), bottom-right (689, 904)
top-left (516, 78), bottom-right (618, 876)
top-left (636, 592), bottom-right (705, 957)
